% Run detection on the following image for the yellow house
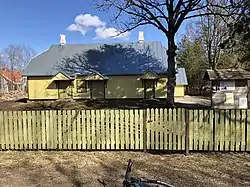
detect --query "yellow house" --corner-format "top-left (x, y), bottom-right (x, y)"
top-left (24, 41), bottom-right (188, 100)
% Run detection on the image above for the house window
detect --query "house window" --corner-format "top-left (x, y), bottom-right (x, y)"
top-left (220, 80), bottom-right (235, 91)
top-left (76, 80), bottom-right (88, 93)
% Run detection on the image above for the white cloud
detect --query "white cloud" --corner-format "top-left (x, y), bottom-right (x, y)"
top-left (67, 13), bottom-right (130, 40)
top-left (95, 27), bottom-right (130, 40)
top-left (67, 14), bottom-right (105, 35)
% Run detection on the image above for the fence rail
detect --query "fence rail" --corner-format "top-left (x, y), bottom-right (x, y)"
top-left (0, 108), bottom-right (249, 152)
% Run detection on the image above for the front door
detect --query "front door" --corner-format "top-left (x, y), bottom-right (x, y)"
top-left (144, 80), bottom-right (155, 99)
top-left (91, 81), bottom-right (105, 99)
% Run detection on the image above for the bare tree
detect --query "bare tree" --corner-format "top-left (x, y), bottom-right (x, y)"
top-left (4, 44), bottom-right (37, 90)
top-left (95, 0), bottom-right (242, 105)
top-left (199, 0), bottom-right (232, 69)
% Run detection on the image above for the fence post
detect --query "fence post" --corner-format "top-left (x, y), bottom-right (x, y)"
top-left (143, 109), bottom-right (147, 153)
top-left (185, 109), bottom-right (190, 155)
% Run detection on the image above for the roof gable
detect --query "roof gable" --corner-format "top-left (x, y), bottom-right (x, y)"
top-left (51, 72), bottom-right (71, 81)
top-left (140, 71), bottom-right (159, 79)
top-left (84, 72), bottom-right (108, 80)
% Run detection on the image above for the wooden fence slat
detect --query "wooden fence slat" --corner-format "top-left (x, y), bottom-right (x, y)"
top-left (0, 111), bottom-right (4, 150)
top-left (49, 110), bottom-right (54, 149)
top-left (42, 111), bottom-right (46, 149)
top-left (110, 110), bottom-right (115, 150)
top-left (101, 110), bottom-right (105, 150)
top-left (159, 109), bottom-right (163, 150)
top-left (76, 110), bottom-right (81, 150)
top-left (208, 110), bottom-right (213, 151)
top-left (193, 110), bottom-right (199, 151)
top-left (27, 111), bottom-right (32, 149)
top-left (82, 110), bottom-right (86, 149)
top-left (235, 110), bottom-right (241, 151)
top-left (49, 110), bottom-right (53, 149)
top-left (203, 110), bottom-right (208, 151)
top-left (32, 111), bottom-right (37, 150)
top-left (62, 110), bottom-right (69, 150)
top-left (219, 110), bottom-right (225, 151)
top-left (134, 109), bottom-right (140, 150)
top-left (86, 110), bottom-right (91, 150)
top-left (3, 111), bottom-right (9, 150)
top-left (247, 110), bottom-right (250, 151)
top-left (91, 110), bottom-right (96, 150)
top-left (154, 109), bottom-right (159, 150)
top-left (125, 110), bottom-right (129, 150)
top-left (189, 110), bottom-right (194, 150)
top-left (72, 110), bottom-right (77, 150)
top-left (181, 109), bottom-right (185, 150)
top-left (14, 111), bottom-right (19, 150)
top-left (224, 110), bottom-right (229, 151)
top-left (139, 110), bottom-right (143, 150)
top-left (58, 111), bottom-right (62, 150)
top-left (168, 109), bottom-right (173, 150)
top-left (120, 110), bottom-right (125, 150)
top-left (50, 110), bottom-right (54, 149)
top-left (105, 110), bottom-right (110, 149)
top-left (53, 110), bottom-right (58, 150)
top-left (129, 110), bottom-right (134, 149)
top-left (198, 110), bottom-right (204, 151)
top-left (214, 110), bottom-right (219, 151)
top-left (96, 110), bottom-right (101, 150)
top-left (241, 110), bottom-right (246, 151)
top-left (17, 111), bottom-right (23, 149)
top-left (231, 110), bottom-right (236, 151)
top-left (8, 111), bottom-right (14, 149)
top-left (147, 109), bottom-right (151, 150)
top-left (134, 109), bottom-right (139, 150)
top-left (150, 108), bottom-right (155, 149)
top-left (115, 110), bottom-right (120, 149)
top-left (37, 111), bottom-right (42, 150)
top-left (172, 109), bottom-right (177, 150)
top-left (176, 108), bottom-right (181, 150)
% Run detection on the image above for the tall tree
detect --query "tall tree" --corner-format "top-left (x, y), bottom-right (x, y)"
top-left (177, 35), bottom-right (208, 93)
top-left (95, 0), bottom-right (242, 105)
top-left (4, 44), bottom-right (37, 90)
top-left (221, 0), bottom-right (250, 65)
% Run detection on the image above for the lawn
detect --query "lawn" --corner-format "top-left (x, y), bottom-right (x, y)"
top-left (0, 151), bottom-right (249, 187)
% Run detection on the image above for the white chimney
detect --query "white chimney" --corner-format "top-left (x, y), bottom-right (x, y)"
top-left (138, 31), bottom-right (144, 43)
top-left (60, 34), bottom-right (66, 45)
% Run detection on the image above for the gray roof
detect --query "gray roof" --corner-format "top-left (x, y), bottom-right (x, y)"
top-left (24, 41), bottom-right (188, 85)
top-left (176, 68), bottom-right (188, 85)
top-left (204, 69), bottom-right (250, 80)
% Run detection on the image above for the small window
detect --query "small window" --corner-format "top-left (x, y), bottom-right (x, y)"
top-left (220, 80), bottom-right (235, 91)
top-left (76, 80), bottom-right (87, 93)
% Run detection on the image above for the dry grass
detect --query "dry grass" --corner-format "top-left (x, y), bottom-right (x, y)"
top-left (0, 151), bottom-right (249, 187)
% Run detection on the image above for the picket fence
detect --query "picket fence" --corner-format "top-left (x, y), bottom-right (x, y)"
top-left (0, 108), bottom-right (250, 152)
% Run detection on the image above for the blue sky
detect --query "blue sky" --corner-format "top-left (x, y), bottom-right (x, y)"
top-left (0, 0), bottom-right (189, 53)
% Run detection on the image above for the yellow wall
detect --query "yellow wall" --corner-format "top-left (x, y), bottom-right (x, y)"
top-left (28, 75), bottom-right (186, 100)
top-left (28, 76), bottom-right (59, 100)
top-left (174, 85), bottom-right (185, 97)
top-left (105, 76), bottom-right (144, 98)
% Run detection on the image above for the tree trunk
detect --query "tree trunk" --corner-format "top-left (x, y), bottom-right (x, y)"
top-left (167, 33), bottom-right (177, 106)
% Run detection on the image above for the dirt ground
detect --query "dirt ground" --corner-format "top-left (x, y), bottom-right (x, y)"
top-left (0, 151), bottom-right (249, 187)
top-left (0, 96), bottom-right (211, 111)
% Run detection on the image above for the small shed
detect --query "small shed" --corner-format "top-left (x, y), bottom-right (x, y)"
top-left (204, 69), bottom-right (250, 109)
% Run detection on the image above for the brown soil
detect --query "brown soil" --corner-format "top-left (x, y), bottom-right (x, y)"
top-left (0, 98), bottom-right (210, 111)
top-left (0, 151), bottom-right (249, 187)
